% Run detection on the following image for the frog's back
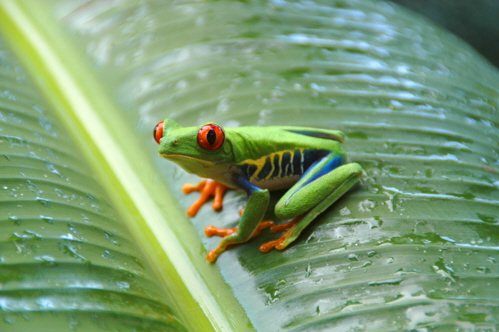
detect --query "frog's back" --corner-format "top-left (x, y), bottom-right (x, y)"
top-left (227, 126), bottom-right (345, 190)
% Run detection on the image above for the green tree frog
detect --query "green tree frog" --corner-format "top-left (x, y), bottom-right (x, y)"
top-left (154, 119), bottom-right (363, 262)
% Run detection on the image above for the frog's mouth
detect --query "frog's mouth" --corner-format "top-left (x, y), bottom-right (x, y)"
top-left (159, 153), bottom-right (224, 166)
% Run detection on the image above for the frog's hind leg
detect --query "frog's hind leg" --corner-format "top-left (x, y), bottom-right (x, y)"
top-left (261, 154), bottom-right (363, 252)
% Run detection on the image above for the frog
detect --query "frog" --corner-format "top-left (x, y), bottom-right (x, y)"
top-left (154, 119), bottom-right (363, 262)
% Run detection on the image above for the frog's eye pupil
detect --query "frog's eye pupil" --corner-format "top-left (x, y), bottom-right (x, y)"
top-left (207, 129), bottom-right (216, 145)
top-left (198, 124), bottom-right (224, 150)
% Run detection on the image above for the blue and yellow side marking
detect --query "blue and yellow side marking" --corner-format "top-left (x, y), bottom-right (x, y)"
top-left (236, 149), bottom-right (333, 182)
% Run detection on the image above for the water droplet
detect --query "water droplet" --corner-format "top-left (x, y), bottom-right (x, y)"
top-left (432, 258), bottom-right (456, 282)
top-left (102, 250), bottom-right (115, 260)
top-left (348, 253), bottom-right (359, 261)
top-left (367, 278), bottom-right (403, 286)
top-left (116, 281), bottom-right (130, 290)
top-left (328, 99), bottom-right (338, 107)
top-left (8, 215), bottom-right (21, 225)
top-left (354, 260), bottom-right (373, 269)
top-left (60, 233), bottom-right (78, 240)
top-left (85, 194), bottom-right (96, 201)
top-left (385, 294), bottom-right (404, 304)
top-left (10, 230), bottom-right (41, 240)
top-left (40, 215), bottom-right (54, 224)
top-left (46, 163), bottom-right (66, 179)
top-left (104, 231), bottom-right (119, 245)
top-left (477, 213), bottom-right (497, 224)
top-left (476, 266), bottom-right (490, 274)
top-left (68, 223), bottom-right (81, 235)
top-left (358, 199), bottom-right (375, 212)
top-left (276, 279), bottom-right (286, 287)
top-left (339, 206), bottom-right (351, 216)
top-left (36, 198), bottom-right (51, 207)
top-left (60, 244), bottom-right (88, 263)
top-left (26, 180), bottom-right (42, 195)
top-left (310, 82), bottom-right (326, 92)
top-left (13, 241), bottom-right (31, 254)
top-left (34, 255), bottom-right (57, 266)
top-left (305, 263), bottom-right (312, 278)
top-left (389, 100), bottom-right (404, 110)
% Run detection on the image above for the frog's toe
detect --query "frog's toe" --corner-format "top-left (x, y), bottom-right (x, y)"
top-left (181, 180), bottom-right (207, 194)
top-left (211, 181), bottom-right (229, 210)
top-left (260, 237), bottom-right (287, 252)
top-left (270, 215), bottom-right (302, 233)
top-left (184, 180), bottom-right (230, 217)
top-left (259, 223), bottom-right (298, 252)
top-left (204, 225), bottom-right (238, 238)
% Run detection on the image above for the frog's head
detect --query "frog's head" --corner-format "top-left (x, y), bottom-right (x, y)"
top-left (154, 119), bottom-right (233, 174)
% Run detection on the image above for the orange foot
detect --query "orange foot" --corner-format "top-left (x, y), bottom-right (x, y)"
top-left (204, 221), bottom-right (274, 262)
top-left (181, 180), bottom-right (230, 217)
top-left (205, 220), bottom-right (274, 238)
top-left (259, 215), bottom-right (303, 252)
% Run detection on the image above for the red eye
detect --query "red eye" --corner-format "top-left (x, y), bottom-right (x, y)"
top-left (198, 124), bottom-right (224, 150)
top-left (153, 121), bottom-right (164, 144)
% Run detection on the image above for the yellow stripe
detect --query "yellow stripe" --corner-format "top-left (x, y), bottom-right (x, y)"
top-left (237, 149), bottom-right (304, 182)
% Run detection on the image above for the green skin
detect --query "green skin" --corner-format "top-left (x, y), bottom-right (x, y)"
top-left (157, 118), bottom-right (363, 261)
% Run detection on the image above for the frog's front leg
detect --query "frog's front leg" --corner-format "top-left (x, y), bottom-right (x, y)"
top-left (261, 154), bottom-right (363, 252)
top-left (205, 176), bottom-right (270, 262)
top-left (181, 180), bottom-right (230, 217)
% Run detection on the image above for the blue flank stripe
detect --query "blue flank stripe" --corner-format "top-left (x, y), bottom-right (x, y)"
top-left (283, 153), bottom-right (344, 205)
top-left (300, 154), bottom-right (344, 187)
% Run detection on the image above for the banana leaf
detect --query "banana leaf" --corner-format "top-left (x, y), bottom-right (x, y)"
top-left (0, 0), bottom-right (498, 331)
